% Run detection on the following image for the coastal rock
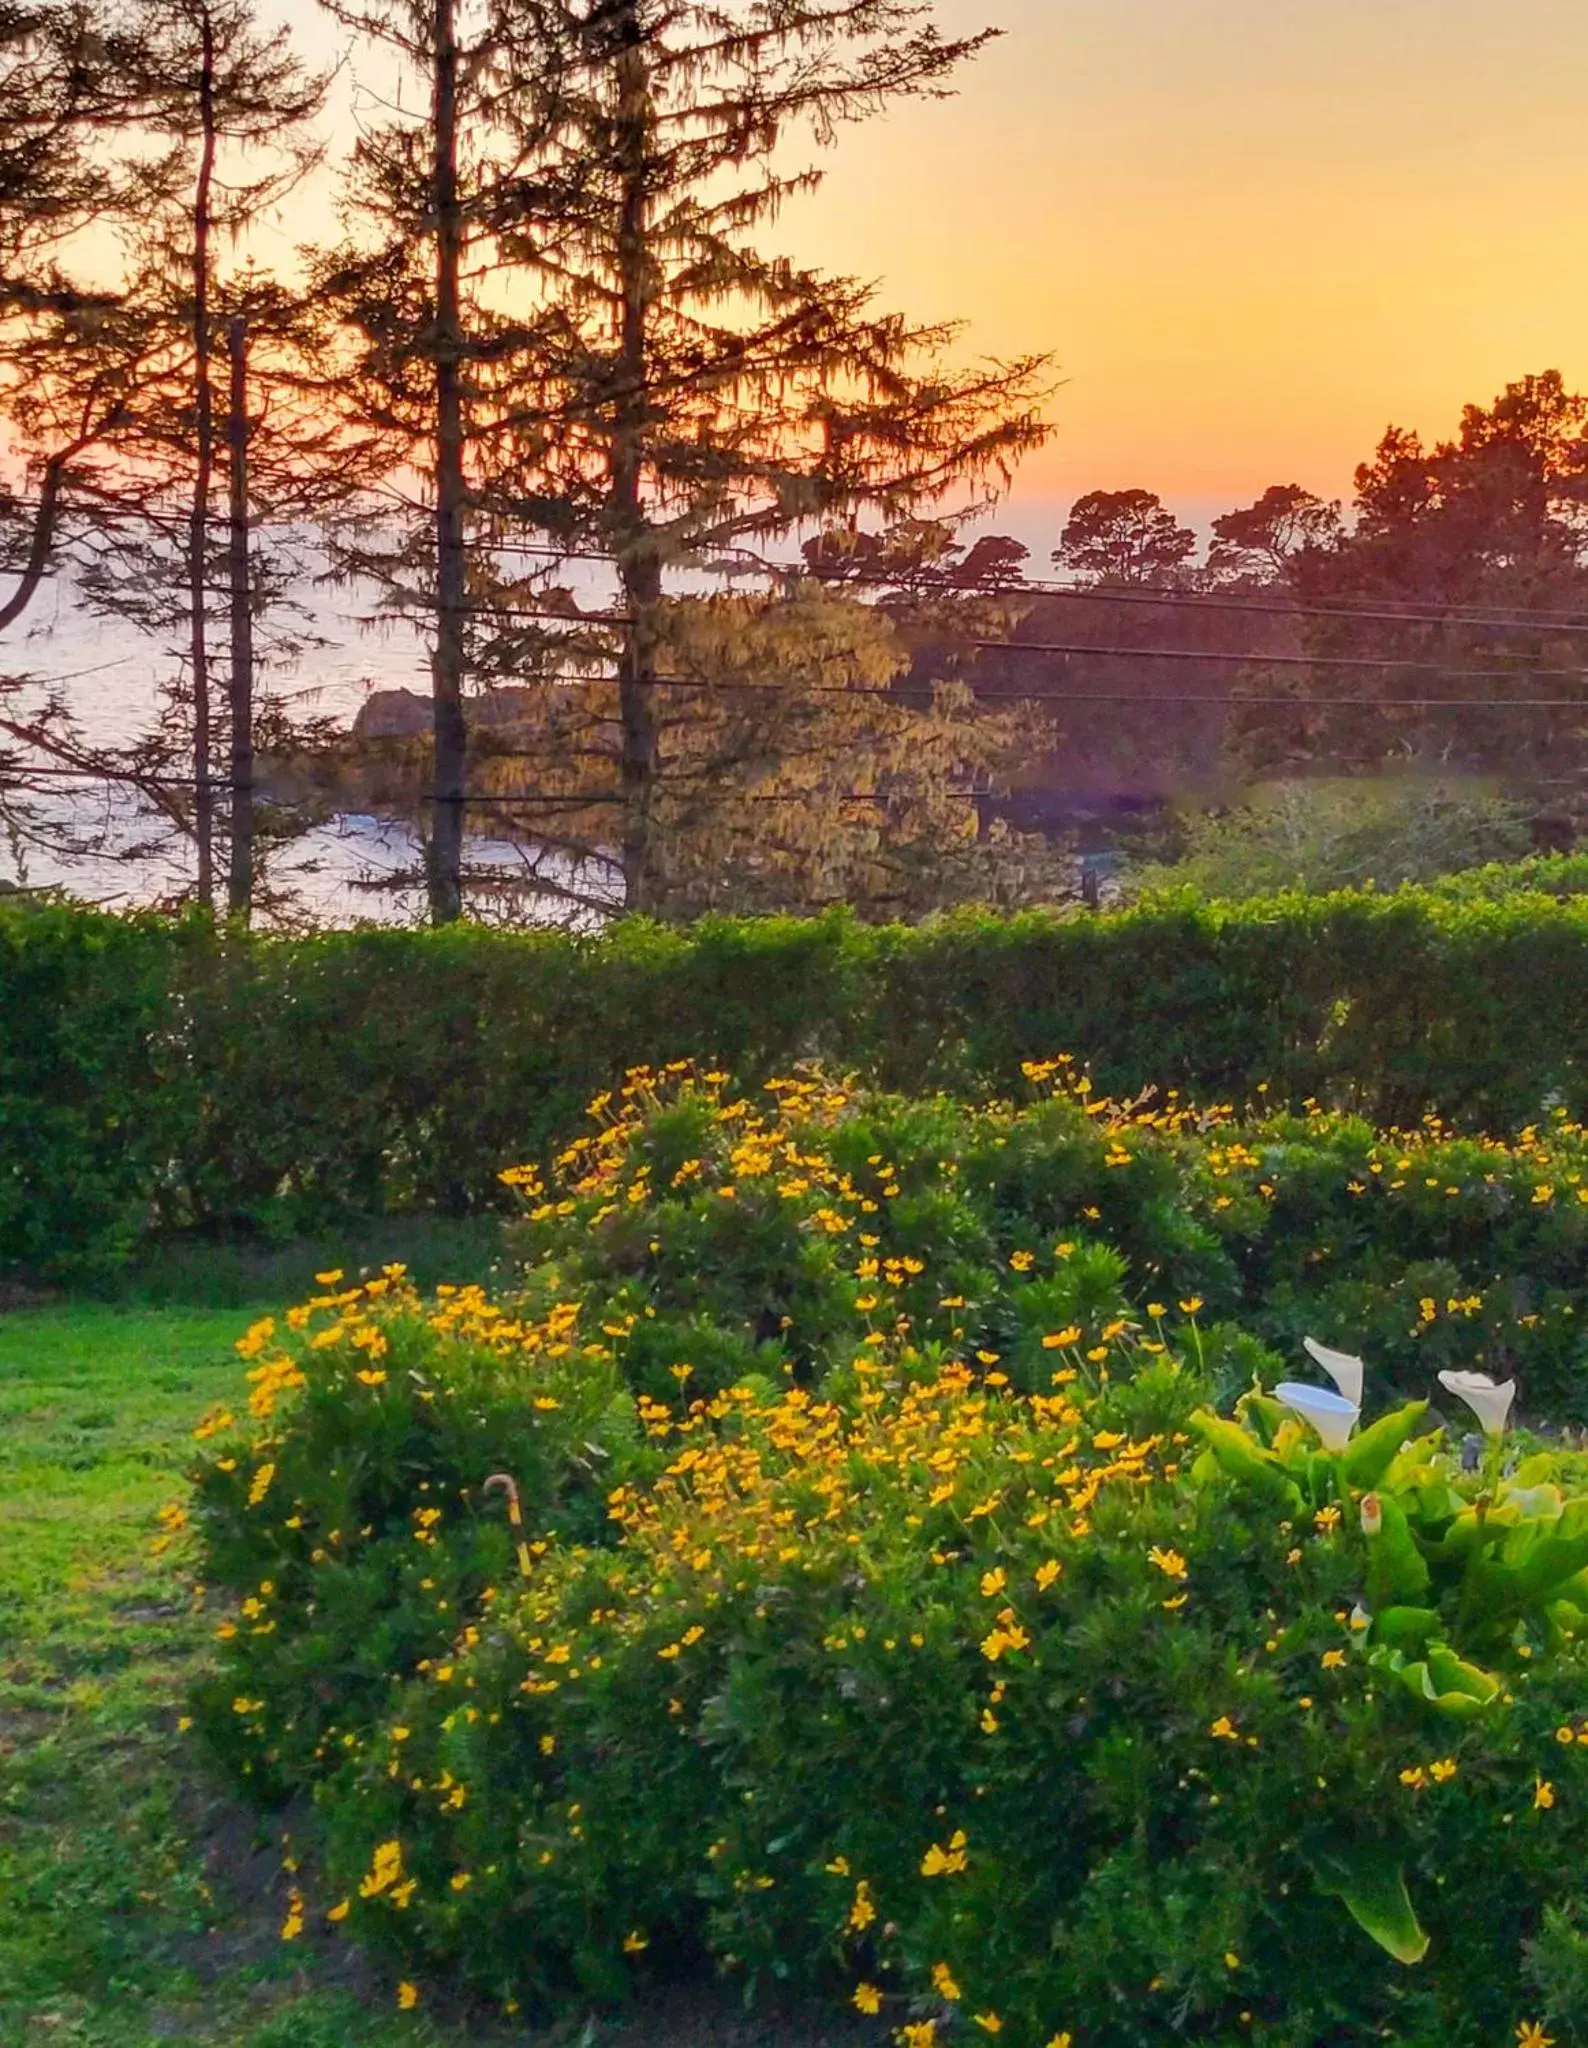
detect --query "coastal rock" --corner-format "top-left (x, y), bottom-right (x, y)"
top-left (353, 689), bottom-right (430, 739)
top-left (352, 686), bottom-right (547, 741)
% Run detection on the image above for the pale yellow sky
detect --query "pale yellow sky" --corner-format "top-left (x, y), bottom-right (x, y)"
top-left (268, 0), bottom-right (1588, 541)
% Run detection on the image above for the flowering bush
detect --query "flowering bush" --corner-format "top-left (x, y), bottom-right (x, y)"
top-left (190, 1067), bottom-right (1588, 2045)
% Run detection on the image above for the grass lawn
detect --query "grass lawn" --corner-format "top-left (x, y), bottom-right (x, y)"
top-left (0, 1299), bottom-right (870, 2048)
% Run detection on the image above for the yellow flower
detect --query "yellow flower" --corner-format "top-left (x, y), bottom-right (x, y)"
top-left (980, 1567), bottom-right (1007, 1597)
top-left (1225, 1952), bottom-right (1240, 1970)
top-left (921, 1831), bottom-right (968, 1877)
top-left (1178, 1296), bottom-right (1203, 1314)
top-left (1516, 2024), bottom-right (1554, 2048)
top-left (1209, 1716), bottom-right (1239, 1741)
top-left (931, 1961), bottom-right (962, 2002)
top-left (1321, 1649), bottom-right (1347, 1670)
top-left (899, 2027), bottom-right (937, 2048)
top-left (1046, 2037), bottom-right (1074, 2048)
top-left (973, 2016), bottom-right (1003, 2035)
top-left (1146, 1302), bottom-right (1167, 1318)
top-left (1535, 1779), bottom-right (1556, 1810)
top-left (1429, 1757), bottom-right (1458, 1784)
top-left (623, 1930), bottom-right (649, 1952)
top-left (853, 1982), bottom-right (882, 2015)
top-left (1148, 1546), bottom-right (1187, 1581)
top-left (848, 1881), bottom-right (877, 1929)
top-left (326, 1898), bottom-right (350, 1923)
top-left (1042, 1325), bottom-right (1083, 1349)
top-left (396, 1982), bottom-right (419, 2010)
top-left (1034, 1559), bottom-right (1062, 1591)
top-left (359, 1839), bottom-right (404, 1899)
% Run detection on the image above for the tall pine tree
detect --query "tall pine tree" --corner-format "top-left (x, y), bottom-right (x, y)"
top-left (319, 0), bottom-right (1050, 920)
top-left (491, 0), bottom-right (1052, 911)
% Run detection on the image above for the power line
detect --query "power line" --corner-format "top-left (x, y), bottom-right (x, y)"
top-left (2, 760), bottom-right (986, 806)
top-left (968, 637), bottom-right (1588, 683)
top-left (469, 536), bottom-right (1588, 636)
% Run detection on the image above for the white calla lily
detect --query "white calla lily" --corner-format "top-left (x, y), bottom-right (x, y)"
top-left (1303, 1336), bottom-right (1365, 1410)
top-left (1275, 1380), bottom-right (1359, 1452)
top-left (1437, 1370), bottom-right (1516, 1437)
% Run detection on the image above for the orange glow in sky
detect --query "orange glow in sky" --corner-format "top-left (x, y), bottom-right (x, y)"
top-left (266, 0), bottom-right (1588, 542)
top-left (763, 0), bottom-right (1588, 531)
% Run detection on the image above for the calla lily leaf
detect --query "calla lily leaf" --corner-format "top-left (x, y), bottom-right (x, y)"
top-left (1364, 1492), bottom-right (1431, 1607)
top-left (1188, 1411), bottom-right (1303, 1508)
top-left (1311, 1846), bottom-right (1430, 1965)
top-left (1235, 1391), bottom-right (1291, 1447)
top-left (1341, 1401), bottom-right (1429, 1488)
top-left (1425, 1645), bottom-right (1499, 1702)
top-left (1371, 1606), bottom-right (1441, 1653)
top-left (1503, 1483), bottom-right (1564, 1522)
top-left (1398, 1648), bottom-right (1499, 1718)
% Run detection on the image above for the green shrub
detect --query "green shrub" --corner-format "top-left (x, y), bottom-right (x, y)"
top-left (1128, 776), bottom-right (1534, 901)
top-left (189, 1070), bottom-right (1588, 2045)
top-left (16, 878), bottom-right (1588, 1273)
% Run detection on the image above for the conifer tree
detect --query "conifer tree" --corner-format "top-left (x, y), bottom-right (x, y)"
top-left (0, 0), bottom-right (146, 630)
top-left (489, 0), bottom-right (1053, 912)
top-left (95, 0), bottom-right (326, 904)
top-left (311, 0), bottom-right (573, 922)
top-left (317, 0), bottom-right (1049, 921)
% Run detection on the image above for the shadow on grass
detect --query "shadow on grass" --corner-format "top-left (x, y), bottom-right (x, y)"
top-left (84, 1214), bottom-right (511, 1312)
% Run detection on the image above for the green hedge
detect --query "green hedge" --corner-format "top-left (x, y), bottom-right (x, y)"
top-left (9, 881), bottom-right (1588, 1273)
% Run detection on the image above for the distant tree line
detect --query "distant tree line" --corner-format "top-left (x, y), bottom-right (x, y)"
top-left (911, 373), bottom-right (1588, 817)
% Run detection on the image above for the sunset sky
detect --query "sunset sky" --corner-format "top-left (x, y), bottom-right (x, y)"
top-left (273, 0), bottom-right (1588, 552)
top-left (759, 0), bottom-right (1588, 547)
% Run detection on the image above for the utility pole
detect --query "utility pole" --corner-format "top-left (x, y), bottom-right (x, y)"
top-left (429, 0), bottom-right (467, 923)
top-left (188, 0), bottom-right (218, 907)
top-left (225, 312), bottom-right (254, 921)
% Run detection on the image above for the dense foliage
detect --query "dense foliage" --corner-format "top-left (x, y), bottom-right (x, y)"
top-left (15, 877), bottom-right (1588, 1273)
top-left (1127, 777), bottom-right (1533, 901)
top-left (189, 1067), bottom-right (1588, 2045)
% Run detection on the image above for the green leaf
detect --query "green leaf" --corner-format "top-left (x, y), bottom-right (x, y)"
top-left (1311, 1847), bottom-right (1430, 1965)
top-left (1371, 1605), bottom-right (1441, 1653)
top-left (1188, 1410), bottom-right (1302, 1509)
top-left (1365, 1493), bottom-right (1431, 1607)
top-left (1341, 1402), bottom-right (1428, 1488)
top-left (1397, 1645), bottom-right (1500, 1718)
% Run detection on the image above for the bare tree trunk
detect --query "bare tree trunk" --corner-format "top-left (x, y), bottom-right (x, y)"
top-left (188, 1), bottom-right (218, 909)
top-left (612, 7), bottom-right (659, 915)
top-left (428, 0), bottom-right (467, 924)
top-left (225, 313), bottom-right (253, 922)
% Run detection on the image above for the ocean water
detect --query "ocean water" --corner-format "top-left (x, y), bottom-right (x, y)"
top-left (1, 562), bottom-right (621, 927)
